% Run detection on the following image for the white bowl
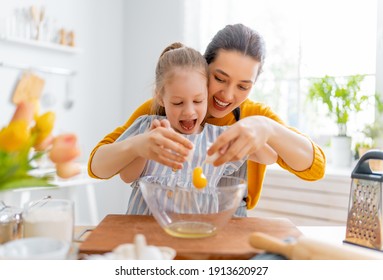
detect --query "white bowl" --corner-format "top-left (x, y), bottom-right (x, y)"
top-left (0, 237), bottom-right (70, 260)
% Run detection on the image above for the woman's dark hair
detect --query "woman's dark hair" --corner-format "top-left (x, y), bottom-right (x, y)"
top-left (204, 23), bottom-right (266, 77)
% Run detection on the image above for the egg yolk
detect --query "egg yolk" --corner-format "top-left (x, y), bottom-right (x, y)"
top-left (192, 166), bottom-right (207, 189)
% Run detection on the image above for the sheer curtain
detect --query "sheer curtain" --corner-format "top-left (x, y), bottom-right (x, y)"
top-left (183, 0), bottom-right (378, 146)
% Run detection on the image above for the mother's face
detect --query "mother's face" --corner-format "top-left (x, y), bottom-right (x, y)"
top-left (207, 50), bottom-right (261, 119)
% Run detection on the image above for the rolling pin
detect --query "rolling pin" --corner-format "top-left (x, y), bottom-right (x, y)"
top-left (249, 232), bottom-right (383, 260)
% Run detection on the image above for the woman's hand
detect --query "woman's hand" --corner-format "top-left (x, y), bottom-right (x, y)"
top-left (207, 116), bottom-right (314, 170)
top-left (207, 116), bottom-right (270, 165)
top-left (248, 144), bottom-right (278, 165)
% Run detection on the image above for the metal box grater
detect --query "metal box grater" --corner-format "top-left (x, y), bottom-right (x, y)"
top-left (345, 150), bottom-right (383, 250)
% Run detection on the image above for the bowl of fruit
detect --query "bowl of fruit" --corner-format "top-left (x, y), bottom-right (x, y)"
top-left (138, 172), bottom-right (246, 238)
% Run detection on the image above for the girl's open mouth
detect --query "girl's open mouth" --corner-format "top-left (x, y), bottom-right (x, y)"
top-left (180, 119), bottom-right (197, 131)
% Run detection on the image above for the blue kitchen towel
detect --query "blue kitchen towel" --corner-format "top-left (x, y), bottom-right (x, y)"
top-left (249, 236), bottom-right (294, 260)
top-left (250, 253), bottom-right (287, 260)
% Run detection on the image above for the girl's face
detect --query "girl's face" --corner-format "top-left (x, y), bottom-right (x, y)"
top-left (207, 50), bottom-right (261, 118)
top-left (160, 69), bottom-right (208, 134)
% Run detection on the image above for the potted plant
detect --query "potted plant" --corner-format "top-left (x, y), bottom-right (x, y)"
top-left (355, 121), bottom-right (383, 158)
top-left (307, 74), bottom-right (379, 167)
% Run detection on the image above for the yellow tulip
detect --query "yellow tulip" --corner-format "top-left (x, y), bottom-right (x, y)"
top-left (0, 120), bottom-right (30, 152)
top-left (32, 111), bottom-right (55, 145)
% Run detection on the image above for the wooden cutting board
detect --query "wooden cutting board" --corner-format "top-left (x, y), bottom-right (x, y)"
top-left (79, 214), bottom-right (301, 260)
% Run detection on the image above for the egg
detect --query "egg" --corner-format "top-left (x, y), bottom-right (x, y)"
top-left (192, 166), bottom-right (207, 189)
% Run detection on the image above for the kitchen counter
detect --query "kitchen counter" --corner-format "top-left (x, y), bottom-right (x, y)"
top-left (298, 226), bottom-right (346, 245)
top-left (73, 224), bottom-right (383, 260)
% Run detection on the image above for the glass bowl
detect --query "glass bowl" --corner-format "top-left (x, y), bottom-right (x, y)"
top-left (138, 174), bottom-right (246, 238)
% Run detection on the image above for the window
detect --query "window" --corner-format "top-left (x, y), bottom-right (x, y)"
top-left (183, 0), bottom-right (380, 147)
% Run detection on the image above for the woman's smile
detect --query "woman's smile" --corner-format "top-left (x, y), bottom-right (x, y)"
top-left (213, 96), bottom-right (231, 110)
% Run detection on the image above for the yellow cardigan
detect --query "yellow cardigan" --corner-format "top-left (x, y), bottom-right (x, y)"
top-left (88, 98), bottom-right (326, 209)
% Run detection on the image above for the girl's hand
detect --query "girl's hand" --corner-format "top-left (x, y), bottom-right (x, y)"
top-left (134, 119), bottom-right (193, 169)
top-left (92, 118), bottom-right (193, 180)
top-left (150, 118), bottom-right (172, 130)
top-left (119, 118), bottom-right (191, 183)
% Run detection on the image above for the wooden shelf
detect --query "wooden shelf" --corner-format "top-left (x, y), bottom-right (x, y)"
top-left (0, 35), bottom-right (82, 54)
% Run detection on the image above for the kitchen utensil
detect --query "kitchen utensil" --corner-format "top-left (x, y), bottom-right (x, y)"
top-left (63, 76), bottom-right (74, 110)
top-left (138, 174), bottom-right (246, 238)
top-left (12, 72), bottom-right (45, 104)
top-left (249, 232), bottom-right (383, 260)
top-left (30, 6), bottom-right (45, 40)
top-left (344, 149), bottom-right (383, 250)
top-left (28, 195), bottom-right (51, 209)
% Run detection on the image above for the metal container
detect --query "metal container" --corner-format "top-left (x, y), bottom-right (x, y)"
top-left (0, 201), bottom-right (23, 244)
top-left (345, 150), bottom-right (383, 250)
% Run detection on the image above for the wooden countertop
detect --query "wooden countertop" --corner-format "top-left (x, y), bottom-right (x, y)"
top-left (78, 214), bottom-right (302, 260)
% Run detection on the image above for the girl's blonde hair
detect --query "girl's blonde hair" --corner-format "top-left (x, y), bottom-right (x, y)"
top-left (151, 42), bottom-right (209, 115)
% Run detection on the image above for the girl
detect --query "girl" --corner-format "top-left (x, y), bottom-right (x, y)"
top-left (115, 42), bottom-right (276, 214)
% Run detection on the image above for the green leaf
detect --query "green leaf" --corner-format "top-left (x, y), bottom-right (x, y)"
top-left (0, 176), bottom-right (56, 192)
top-left (306, 74), bottom-right (375, 136)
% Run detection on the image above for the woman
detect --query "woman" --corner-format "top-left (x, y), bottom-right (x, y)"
top-left (88, 23), bottom-right (326, 213)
